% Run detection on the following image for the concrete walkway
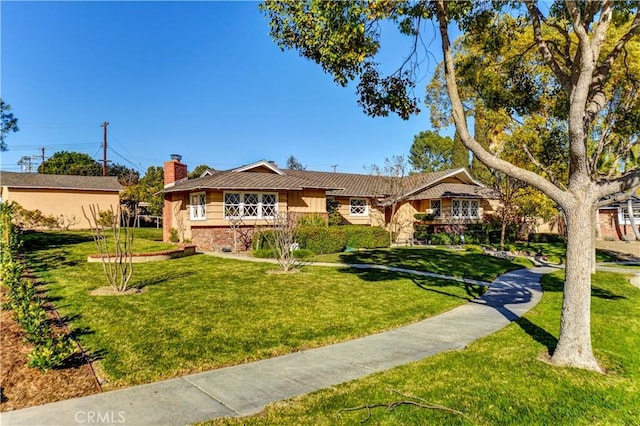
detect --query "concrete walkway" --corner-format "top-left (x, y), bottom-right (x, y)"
top-left (1, 266), bottom-right (554, 426)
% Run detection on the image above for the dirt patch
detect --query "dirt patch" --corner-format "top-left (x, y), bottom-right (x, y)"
top-left (0, 304), bottom-right (99, 412)
top-left (89, 286), bottom-right (145, 296)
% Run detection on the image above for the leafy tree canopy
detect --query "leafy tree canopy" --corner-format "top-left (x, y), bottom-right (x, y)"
top-left (42, 151), bottom-right (102, 176)
top-left (41, 150), bottom-right (138, 186)
top-left (409, 130), bottom-right (453, 172)
top-left (189, 164), bottom-right (212, 179)
top-left (0, 98), bottom-right (19, 152)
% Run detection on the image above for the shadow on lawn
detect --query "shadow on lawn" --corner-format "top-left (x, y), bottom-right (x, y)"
top-left (336, 247), bottom-right (518, 282)
top-left (21, 231), bottom-right (93, 252)
top-left (541, 273), bottom-right (626, 300)
top-left (131, 271), bottom-right (195, 289)
top-left (336, 266), bottom-right (486, 301)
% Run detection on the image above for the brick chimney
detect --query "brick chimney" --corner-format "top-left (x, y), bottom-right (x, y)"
top-left (164, 154), bottom-right (188, 187)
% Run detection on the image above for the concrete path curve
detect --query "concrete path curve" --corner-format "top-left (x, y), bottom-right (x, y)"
top-left (0, 266), bottom-right (555, 426)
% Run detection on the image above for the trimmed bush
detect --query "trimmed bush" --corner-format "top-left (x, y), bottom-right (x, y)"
top-left (342, 225), bottom-right (390, 249)
top-left (528, 233), bottom-right (565, 243)
top-left (254, 225), bottom-right (390, 255)
top-left (297, 226), bottom-right (346, 254)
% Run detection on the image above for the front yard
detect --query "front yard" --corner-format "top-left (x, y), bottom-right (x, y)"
top-left (13, 231), bottom-right (529, 391)
top-left (212, 270), bottom-right (640, 425)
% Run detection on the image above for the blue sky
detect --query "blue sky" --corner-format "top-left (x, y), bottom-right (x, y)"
top-left (1, 1), bottom-right (446, 175)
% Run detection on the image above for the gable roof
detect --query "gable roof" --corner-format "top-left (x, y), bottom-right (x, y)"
top-left (0, 171), bottom-right (123, 192)
top-left (232, 160), bottom-right (285, 175)
top-left (406, 183), bottom-right (498, 200)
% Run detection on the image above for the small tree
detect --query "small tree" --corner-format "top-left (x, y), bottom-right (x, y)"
top-left (263, 212), bottom-right (301, 272)
top-left (82, 204), bottom-right (134, 293)
top-left (228, 215), bottom-right (254, 252)
top-left (369, 155), bottom-right (413, 244)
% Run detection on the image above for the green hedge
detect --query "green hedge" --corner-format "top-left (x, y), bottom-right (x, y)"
top-left (528, 233), bottom-right (565, 243)
top-left (253, 226), bottom-right (390, 255)
top-left (297, 227), bottom-right (346, 254)
top-left (342, 225), bottom-right (390, 249)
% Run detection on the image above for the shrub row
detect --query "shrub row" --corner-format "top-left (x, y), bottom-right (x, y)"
top-left (253, 225), bottom-right (390, 254)
top-left (414, 223), bottom-right (518, 245)
top-left (528, 233), bottom-right (565, 243)
top-left (0, 204), bottom-right (76, 371)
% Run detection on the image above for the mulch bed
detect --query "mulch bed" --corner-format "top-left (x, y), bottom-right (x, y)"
top-left (0, 289), bottom-right (100, 412)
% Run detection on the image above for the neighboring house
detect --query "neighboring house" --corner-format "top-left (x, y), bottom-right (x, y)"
top-left (598, 194), bottom-right (640, 241)
top-left (162, 157), bottom-right (497, 251)
top-left (0, 171), bottom-right (123, 229)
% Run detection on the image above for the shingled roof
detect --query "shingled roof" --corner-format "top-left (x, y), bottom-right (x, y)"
top-left (406, 183), bottom-right (498, 200)
top-left (161, 160), bottom-right (490, 201)
top-left (285, 168), bottom-right (481, 198)
top-left (161, 170), bottom-right (337, 193)
top-left (0, 171), bottom-right (123, 192)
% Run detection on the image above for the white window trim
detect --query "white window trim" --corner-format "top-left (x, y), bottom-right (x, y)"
top-left (349, 198), bottom-right (369, 217)
top-left (189, 191), bottom-right (207, 221)
top-left (430, 199), bottom-right (442, 218)
top-left (618, 206), bottom-right (640, 225)
top-left (452, 198), bottom-right (480, 219)
top-left (223, 191), bottom-right (278, 220)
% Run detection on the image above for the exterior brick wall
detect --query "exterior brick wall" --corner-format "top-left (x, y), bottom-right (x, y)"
top-left (599, 209), bottom-right (622, 240)
top-left (191, 226), bottom-right (255, 252)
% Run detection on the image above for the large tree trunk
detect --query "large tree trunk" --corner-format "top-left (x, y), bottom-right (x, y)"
top-left (550, 200), bottom-right (602, 372)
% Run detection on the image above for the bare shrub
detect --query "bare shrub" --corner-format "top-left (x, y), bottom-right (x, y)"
top-left (82, 204), bottom-right (134, 293)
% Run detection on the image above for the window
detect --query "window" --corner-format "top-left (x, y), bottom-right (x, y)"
top-left (224, 192), bottom-right (278, 219)
top-left (189, 192), bottom-right (206, 221)
top-left (350, 198), bottom-right (368, 216)
top-left (619, 204), bottom-right (640, 225)
top-left (430, 199), bottom-right (441, 218)
top-left (452, 199), bottom-right (479, 219)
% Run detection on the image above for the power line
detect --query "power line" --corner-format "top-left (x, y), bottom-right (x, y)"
top-left (107, 146), bottom-right (145, 173)
top-left (107, 131), bottom-right (144, 167)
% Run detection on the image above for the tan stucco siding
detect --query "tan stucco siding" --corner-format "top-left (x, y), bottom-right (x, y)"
top-left (2, 188), bottom-right (120, 230)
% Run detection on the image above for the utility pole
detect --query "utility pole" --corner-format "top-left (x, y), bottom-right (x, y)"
top-left (40, 147), bottom-right (45, 173)
top-left (331, 164), bottom-right (338, 173)
top-left (102, 121), bottom-right (109, 176)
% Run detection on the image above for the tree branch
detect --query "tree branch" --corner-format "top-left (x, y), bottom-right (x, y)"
top-left (596, 183), bottom-right (640, 208)
top-left (338, 389), bottom-right (464, 423)
top-left (524, 1), bottom-right (572, 92)
top-left (596, 169), bottom-right (640, 200)
top-left (586, 4), bottom-right (639, 122)
top-left (435, 0), bottom-right (567, 207)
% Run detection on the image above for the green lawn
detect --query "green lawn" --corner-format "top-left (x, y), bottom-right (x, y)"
top-left (23, 231), bottom-right (529, 388)
top-left (211, 271), bottom-right (640, 425)
top-left (311, 247), bottom-right (533, 282)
